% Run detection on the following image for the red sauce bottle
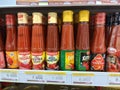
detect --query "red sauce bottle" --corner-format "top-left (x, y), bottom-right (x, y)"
top-left (90, 12), bottom-right (106, 71)
top-left (31, 12), bottom-right (45, 70)
top-left (17, 12), bottom-right (31, 69)
top-left (46, 12), bottom-right (59, 70)
top-left (106, 12), bottom-right (120, 72)
top-left (5, 14), bottom-right (18, 69)
top-left (76, 10), bottom-right (90, 71)
top-left (60, 10), bottom-right (74, 70)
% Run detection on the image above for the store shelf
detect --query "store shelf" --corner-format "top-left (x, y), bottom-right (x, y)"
top-left (0, 69), bottom-right (120, 87)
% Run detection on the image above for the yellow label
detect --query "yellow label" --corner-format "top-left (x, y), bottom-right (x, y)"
top-left (63, 10), bottom-right (73, 22)
top-left (32, 12), bottom-right (43, 24)
top-left (79, 10), bottom-right (89, 22)
top-left (6, 51), bottom-right (18, 69)
top-left (65, 52), bottom-right (74, 69)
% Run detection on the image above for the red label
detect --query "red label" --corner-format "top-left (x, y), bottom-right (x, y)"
top-left (91, 54), bottom-right (105, 71)
top-left (0, 52), bottom-right (5, 68)
top-left (18, 52), bottom-right (31, 69)
top-left (32, 52), bottom-right (45, 70)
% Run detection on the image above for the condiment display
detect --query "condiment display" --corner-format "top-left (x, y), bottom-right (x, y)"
top-left (31, 12), bottom-right (45, 70)
top-left (5, 14), bottom-right (18, 69)
top-left (76, 10), bottom-right (90, 71)
top-left (17, 12), bottom-right (31, 69)
top-left (46, 12), bottom-right (59, 70)
top-left (60, 10), bottom-right (75, 70)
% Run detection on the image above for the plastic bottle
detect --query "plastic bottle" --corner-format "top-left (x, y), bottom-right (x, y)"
top-left (60, 10), bottom-right (74, 70)
top-left (76, 10), bottom-right (90, 71)
top-left (17, 12), bottom-right (31, 69)
top-left (5, 14), bottom-right (18, 69)
top-left (31, 12), bottom-right (45, 70)
top-left (46, 12), bottom-right (59, 70)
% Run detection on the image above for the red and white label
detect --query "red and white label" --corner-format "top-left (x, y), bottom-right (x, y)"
top-left (91, 54), bottom-right (105, 71)
top-left (0, 51), bottom-right (5, 68)
top-left (18, 52), bottom-right (31, 69)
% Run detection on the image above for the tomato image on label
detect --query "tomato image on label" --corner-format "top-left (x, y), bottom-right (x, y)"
top-left (91, 54), bottom-right (105, 71)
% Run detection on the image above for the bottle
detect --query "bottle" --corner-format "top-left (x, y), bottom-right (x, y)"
top-left (106, 12), bottom-right (120, 72)
top-left (46, 12), bottom-right (59, 70)
top-left (76, 10), bottom-right (90, 71)
top-left (17, 12), bottom-right (31, 69)
top-left (0, 32), bottom-right (5, 69)
top-left (90, 12), bottom-right (106, 71)
top-left (60, 10), bottom-right (74, 70)
top-left (5, 14), bottom-right (18, 69)
top-left (31, 12), bottom-right (45, 70)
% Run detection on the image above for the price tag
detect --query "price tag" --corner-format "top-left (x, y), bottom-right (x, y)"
top-left (25, 71), bottom-right (45, 83)
top-left (45, 72), bottom-right (66, 84)
top-left (72, 73), bottom-right (94, 85)
top-left (108, 74), bottom-right (120, 85)
top-left (0, 70), bottom-right (18, 81)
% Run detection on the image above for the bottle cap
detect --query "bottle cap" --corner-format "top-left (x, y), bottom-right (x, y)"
top-left (63, 10), bottom-right (73, 22)
top-left (79, 10), bottom-right (89, 22)
top-left (32, 12), bottom-right (43, 24)
top-left (18, 12), bottom-right (28, 24)
top-left (95, 12), bottom-right (106, 25)
top-left (6, 14), bottom-right (16, 25)
top-left (48, 12), bottom-right (57, 24)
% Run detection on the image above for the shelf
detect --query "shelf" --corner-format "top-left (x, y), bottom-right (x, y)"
top-left (0, 69), bottom-right (120, 87)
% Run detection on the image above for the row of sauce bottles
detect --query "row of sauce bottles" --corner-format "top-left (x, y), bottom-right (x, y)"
top-left (0, 10), bottom-right (120, 72)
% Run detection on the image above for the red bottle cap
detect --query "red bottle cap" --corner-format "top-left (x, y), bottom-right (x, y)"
top-left (95, 12), bottom-right (106, 25)
top-left (6, 14), bottom-right (16, 25)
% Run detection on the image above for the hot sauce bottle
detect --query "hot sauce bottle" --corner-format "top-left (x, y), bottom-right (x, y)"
top-left (90, 12), bottom-right (106, 71)
top-left (60, 10), bottom-right (74, 70)
top-left (5, 14), bottom-right (18, 69)
top-left (17, 12), bottom-right (31, 69)
top-left (46, 12), bottom-right (59, 70)
top-left (106, 12), bottom-right (120, 72)
top-left (0, 32), bottom-right (5, 69)
top-left (76, 10), bottom-right (90, 71)
top-left (31, 12), bottom-right (45, 70)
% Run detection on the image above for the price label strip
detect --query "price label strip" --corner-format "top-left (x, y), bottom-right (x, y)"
top-left (24, 71), bottom-right (45, 83)
top-left (0, 70), bottom-right (18, 81)
top-left (72, 73), bottom-right (94, 85)
top-left (108, 74), bottom-right (120, 85)
top-left (45, 72), bottom-right (67, 84)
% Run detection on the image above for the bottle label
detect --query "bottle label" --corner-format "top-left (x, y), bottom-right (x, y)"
top-left (0, 51), bottom-right (5, 68)
top-left (18, 52), bottom-right (31, 69)
top-left (32, 52), bottom-right (45, 70)
top-left (106, 55), bottom-right (119, 72)
top-left (76, 50), bottom-right (90, 71)
top-left (6, 51), bottom-right (18, 69)
top-left (91, 54), bottom-right (105, 71)
top-left (46, 51), bottom-right (59, 70)
top-left (60, 50), bottom-right (74, 70)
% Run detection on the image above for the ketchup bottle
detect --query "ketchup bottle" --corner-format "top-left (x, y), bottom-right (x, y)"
top-left (90, 12), bottom-right (106, 71)
top-left (31, 12), bottom-right (45, 70)
top-left (46, 12), bottom-right (59, 70)
top-left (17, 12), bottom-right (31, 69)
top-left (106, 12), bottom-right (120, 72)
top-left (60, 10), bottom-right (74, 70)
top-left (5, 14), bottom-right (18, 69)
top-left (76, 10), bottom-right (90, 71)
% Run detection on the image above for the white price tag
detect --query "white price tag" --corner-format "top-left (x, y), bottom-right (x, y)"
top-left (72, 73), bottom-right (94, 85)
top-left (1, 70), bottom-right (18, 81)
top-left (25, 71), bottom-right (45, 83)
top-left (45, 72), bottom-right (66, 84)
top-left (108, 74), bottom-right (120, 85)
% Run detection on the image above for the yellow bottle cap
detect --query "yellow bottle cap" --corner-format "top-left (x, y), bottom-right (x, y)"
top-left (63, 10), bottom-right (73, 22)
top-left (79, 10), bottom-right (90, 22)
top-left (32, 12), bottom-right (43, 24)
top-left (18, 12), bottom-right (28, 24)
top-left (48, 12), bottom-right (57, 24)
